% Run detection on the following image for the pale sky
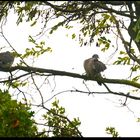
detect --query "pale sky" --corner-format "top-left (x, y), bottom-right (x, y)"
top-left (1, 9), bottom-right (140, 137)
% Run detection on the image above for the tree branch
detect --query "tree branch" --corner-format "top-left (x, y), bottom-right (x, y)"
top-left (43, 1), bottom-right (137, 19)
top-left (1, 65), bottom-right (140, 89)
top-left (111, 13), bottom-right (140, 65)
top-left (44, 88), bottom-right (140, 103)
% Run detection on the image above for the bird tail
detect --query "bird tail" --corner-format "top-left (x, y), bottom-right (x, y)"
top-left (95, 73), bottom-right (103, 86)
top-left (97, 81), bottom-right (102, 86)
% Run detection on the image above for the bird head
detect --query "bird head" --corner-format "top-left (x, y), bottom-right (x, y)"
top-left (92, 54), bottom-right (99, 60)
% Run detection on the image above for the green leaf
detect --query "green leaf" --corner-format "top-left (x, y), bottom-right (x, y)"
top-left (119, 51), bottom-right (126, 54)
top-left (30, 20), bottom-right (37, 26)
top-left (28, 35), bottom-right (36, 44)
top-left (72, 33), bottom-right (76, 39)
top-left (132, 75), bottom-right (140, 82)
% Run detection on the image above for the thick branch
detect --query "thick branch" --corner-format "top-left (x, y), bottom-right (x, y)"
top-left (43, 1), bottom-right (137, 19)
top-left (1, 66), bottom-right (140, 89)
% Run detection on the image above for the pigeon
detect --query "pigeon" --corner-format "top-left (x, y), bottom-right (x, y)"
top-left (84, 54), bottom-right (106, 85)
top-left (0, 51), bottom-right (15, 69)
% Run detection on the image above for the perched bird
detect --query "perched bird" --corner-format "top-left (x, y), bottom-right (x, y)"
top-left (83, 54), bottom-right (106, 85)
top-left (0, 51), bottom-right (15, 69)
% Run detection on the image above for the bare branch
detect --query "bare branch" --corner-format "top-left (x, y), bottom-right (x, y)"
top-left (44, 88), bottom-right (140, 103)
top-left (31, 73), bottom-right (44, 106)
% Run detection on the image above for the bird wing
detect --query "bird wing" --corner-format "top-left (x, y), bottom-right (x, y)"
top-left (92, 60), bottom-right (106, 73)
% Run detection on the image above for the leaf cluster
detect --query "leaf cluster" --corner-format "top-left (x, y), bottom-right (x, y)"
top-left (0, 89), bottom-right (37, 137)
top-left (43, 99), bottom-right (81, 137)
top-left (106, 127), bottom-right (119, 137)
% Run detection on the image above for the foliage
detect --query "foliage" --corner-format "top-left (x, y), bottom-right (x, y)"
top-left (106, 127), bottom-right (119, 137)
top-left (4, 1), bottom-right (140, 70)
top-left (0, 0), bottom-right (140, 137)
top-left (43, 99), bottom-right (81, 137)
top-left (0, 89), bottom-right (81, 137)
top-left (0, 89), bottom-right (37, 137)
top-left (22, 35), bottom-right (52, 59)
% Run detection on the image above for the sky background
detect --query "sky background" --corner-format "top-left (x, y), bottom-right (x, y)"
top-left (1, 10), bottom-right (140, 137)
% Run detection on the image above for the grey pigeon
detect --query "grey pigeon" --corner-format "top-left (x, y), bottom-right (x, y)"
top-left (0, 51), bottom-right (15, 68)
top-left (84, 54), bottom-right (106, 85)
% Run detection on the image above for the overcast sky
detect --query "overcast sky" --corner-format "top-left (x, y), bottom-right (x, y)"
top-left (1, 10), bottom-right (140, 137)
